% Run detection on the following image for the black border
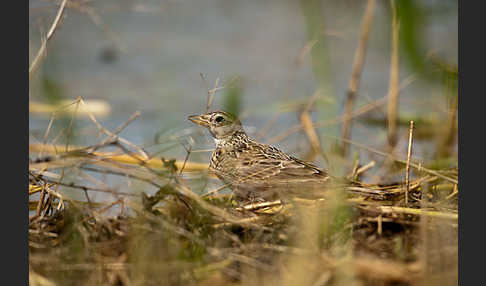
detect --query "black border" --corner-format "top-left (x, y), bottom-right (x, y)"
top-left (459, 0), bottom-right (482, 285)
top-left (4, 0), bottom-right (28, 284)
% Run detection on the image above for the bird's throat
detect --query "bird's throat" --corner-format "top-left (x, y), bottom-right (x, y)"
top-left (213, 138), bottom-right (224, 146)
top-left (213, 131), bottom-right (242, 146)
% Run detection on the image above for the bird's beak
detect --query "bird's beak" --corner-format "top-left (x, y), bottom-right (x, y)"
top-left (188, 114), bottom-right (211, 127)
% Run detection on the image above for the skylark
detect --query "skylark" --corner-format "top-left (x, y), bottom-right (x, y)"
top-left (189, 110), bottom-right (333, 204)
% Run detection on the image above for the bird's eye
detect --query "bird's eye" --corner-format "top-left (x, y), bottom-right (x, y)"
top-left (215, 116), bottom-right (225, 123)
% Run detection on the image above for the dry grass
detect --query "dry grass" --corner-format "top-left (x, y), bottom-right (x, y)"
top-left (341, 0), bottom-right (376, 156)
top-left (29, 100), bottom-right (457, 286)
top-left (387, 0), bottom-right (401, 149)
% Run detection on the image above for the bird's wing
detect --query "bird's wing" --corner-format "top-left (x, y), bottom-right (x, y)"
top-left (217, 143), bottom-right (329, 184)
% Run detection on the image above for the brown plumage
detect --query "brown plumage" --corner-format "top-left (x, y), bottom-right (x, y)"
top-left (188, 110), bottom-right (331, 203)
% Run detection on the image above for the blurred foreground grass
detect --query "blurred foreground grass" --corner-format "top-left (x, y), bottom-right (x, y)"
top-left (29, 104), bottom-right (457, 285)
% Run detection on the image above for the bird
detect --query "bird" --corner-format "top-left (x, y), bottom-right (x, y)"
top-left (188, 110), bottom-right (335, 205)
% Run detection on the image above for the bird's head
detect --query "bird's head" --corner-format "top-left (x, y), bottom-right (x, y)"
top-left (188, 110), bottom-right (243, 139)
